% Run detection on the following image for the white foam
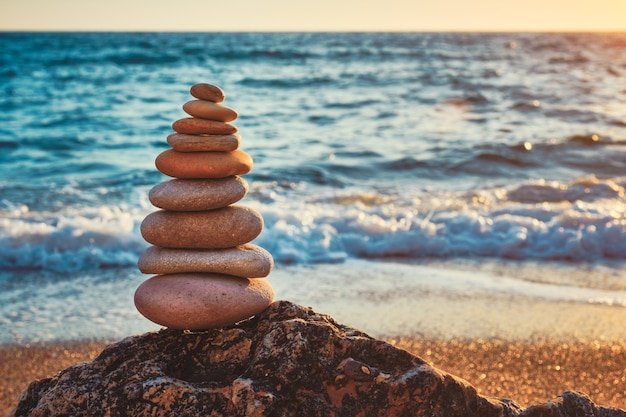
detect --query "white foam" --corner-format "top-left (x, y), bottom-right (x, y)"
top-left (1, 176), bottom-right (624, 272)
top-left (0, 205), bottom-right (148, 271)
top-left (252, 176), bottom-right (626, 264)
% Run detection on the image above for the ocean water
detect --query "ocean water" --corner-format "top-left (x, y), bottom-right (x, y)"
top-left (1, 32), bottom-right (626, 343)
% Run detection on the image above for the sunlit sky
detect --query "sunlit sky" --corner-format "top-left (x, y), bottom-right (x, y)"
top-left (1, 0), bottom-right (625, 32)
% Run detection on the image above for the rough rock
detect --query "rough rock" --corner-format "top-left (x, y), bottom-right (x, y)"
top-left (10, 301), bottom-right (624, 417)
top-left (518, 391), bottom-right (624, 417)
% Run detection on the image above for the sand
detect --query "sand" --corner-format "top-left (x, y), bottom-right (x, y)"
top-left (271, 260), bottom-right (626, 341)
top-left (3, 261), bottom-right (625, 413)
top-left (2, 338), bottom-right (625, 414)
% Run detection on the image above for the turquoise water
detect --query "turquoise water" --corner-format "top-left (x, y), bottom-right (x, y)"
top-left (1, 32), bottom-right (626, 342)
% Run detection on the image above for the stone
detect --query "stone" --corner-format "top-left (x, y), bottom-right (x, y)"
top-left (155, 149), bottom-right (253, 179)
top-left (172, 117), bottom-right (237, 135)
top-left (189, 83), bottom-right (225, 103)
top-left (167, 133), bottom-right (241, 152)
top-left (140, 206), bottom-right (263, 249)
top-left (138, 244), bottom-right (273, 278)
top-left (10, 301), bottom-right (625, 417)
top-left (148, 177), bottom-right (248, 211)
top-left (134, 274), bottom-right (274, 330)
top-left (183, 100), bottom-right (238, 122)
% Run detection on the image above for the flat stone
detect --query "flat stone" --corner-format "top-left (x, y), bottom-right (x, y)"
top-left (155, 149), bottom-right (252, 179)
top-left (189, 83), bottom-right (225, 103)
top-left (149, 177), bottom-right (248, 211)
top-left (138, 244), bottom-right (274, 277)
top-left (167, 133), bottom-right (240, 152)
top-left (172, 118), bottom-right (237, 135)
top-left (134, 274), bottom-right (274, 329)
top-left (183, 100), bottom-right (238, 122)
top-left (140, 206), bottom-right (263, 249)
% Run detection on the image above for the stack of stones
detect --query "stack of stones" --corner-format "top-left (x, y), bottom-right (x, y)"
top-left (134, 83), bottom-right (274, 330)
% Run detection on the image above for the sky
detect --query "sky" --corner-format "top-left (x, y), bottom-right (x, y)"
top-left (1, 0), bottom-right (625, 32)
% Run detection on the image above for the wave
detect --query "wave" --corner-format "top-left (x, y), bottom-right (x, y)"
top-left (253, 176), bottom-right (626, 264)
top-left (0, 205), bottom-right (146, 272)
top-left (2, 32), bottom-right (626, 274)
top-left (0, 174), bottom-right (626, 271)
top-left (507, 177), bottom-right (626, 204)
top-left (212, 48), bottom-right (314, 61)
top-left (238, 76), bottom-right (335, 89)
top-left (249, 133), bottom-right (626, 185)
top-left (2, 176), bottom-right (623, 272)
top-left (447, 136), bottom-right (626, 178)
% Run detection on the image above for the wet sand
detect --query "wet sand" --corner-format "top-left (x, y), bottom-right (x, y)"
top-left (273, 260), bottom-right (626, 341)
top-left (2, 337), bottom-right (625, 414)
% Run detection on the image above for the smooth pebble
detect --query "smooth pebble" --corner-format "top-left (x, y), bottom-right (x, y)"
top-left (189, 83), bottom-right (226, 103)
top-left (183, 100), bottom-right (238, 122)
top-left (149, 177), bottom-right (248, 211)
top-left (167, 133), bottom-right (241, 152)
top-left (134, 273), bottom-right (274, 329)
top-left (155, 149), bottom-right (252, 179)
top-left (138, 244), bottom-right (274, 277)
top-left (172, 118), bottom-right (237, 135)
top-left (140, 206), bottom-right (263, 249)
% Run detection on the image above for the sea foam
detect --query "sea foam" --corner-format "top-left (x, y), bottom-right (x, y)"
top-left (0, 204), bottom-right (146, 271)
top-left (1, 176), bottom-right (624, 272)
top-left (252, 176), bottom-right (626, 264)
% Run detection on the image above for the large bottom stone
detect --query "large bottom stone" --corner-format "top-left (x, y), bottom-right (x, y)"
top-left (134, 274), bottom-right (274, 330)
top-left (9, 301), bottom-right (625, 417)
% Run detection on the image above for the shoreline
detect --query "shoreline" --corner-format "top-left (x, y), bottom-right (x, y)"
top-left (3, 260), bottom-right (626, 413)
top-left (3, 259), bottom-right (626, 344)
top-left (271, 259), bottom-right (626, 341)
top-left (2, 337), bottom-right (625, 414)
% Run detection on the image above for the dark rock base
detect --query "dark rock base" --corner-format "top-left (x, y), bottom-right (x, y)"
top-left (9, 301), bottom-right (625, 416)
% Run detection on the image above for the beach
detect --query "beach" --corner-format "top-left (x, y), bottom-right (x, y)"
top-left (3, 260), bottom-right (626, 413)
top-left (2, 31), bottom-right (626, 413)
top-left (3, 336), bottom-right (625, 414)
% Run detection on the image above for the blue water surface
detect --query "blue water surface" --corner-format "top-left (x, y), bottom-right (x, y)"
top-left (1, 32), bottom-right (626, 341)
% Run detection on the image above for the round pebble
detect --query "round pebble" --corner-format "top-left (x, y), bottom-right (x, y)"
top-left (149, 177), bottom-right (248, 211)
top-left (190, 83), bottom-right (226, 103)
top-left (167, 133), bottom-right (240, 152)
top-left (134, 274), bottom-right (274, 329)
top-left (172, 118), bottom-right (237, 135)
top-left (140, 206), bottom-right (263, 249)
top-left (138, 244), bottom-right (274, 277)
top-left (183, 100), bottom-right (238, 122)
top-left (155, 149), bottom-right (253, 179)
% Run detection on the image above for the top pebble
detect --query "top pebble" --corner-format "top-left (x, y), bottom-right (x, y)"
top-left (190, 83), bottom-right (226, 103)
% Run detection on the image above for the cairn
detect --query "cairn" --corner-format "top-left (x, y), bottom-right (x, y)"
top-left (135, 83), bottom-right (274, 330)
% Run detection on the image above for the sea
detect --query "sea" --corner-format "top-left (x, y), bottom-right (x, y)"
top-left (1, 32), bottom-right (626, 343)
